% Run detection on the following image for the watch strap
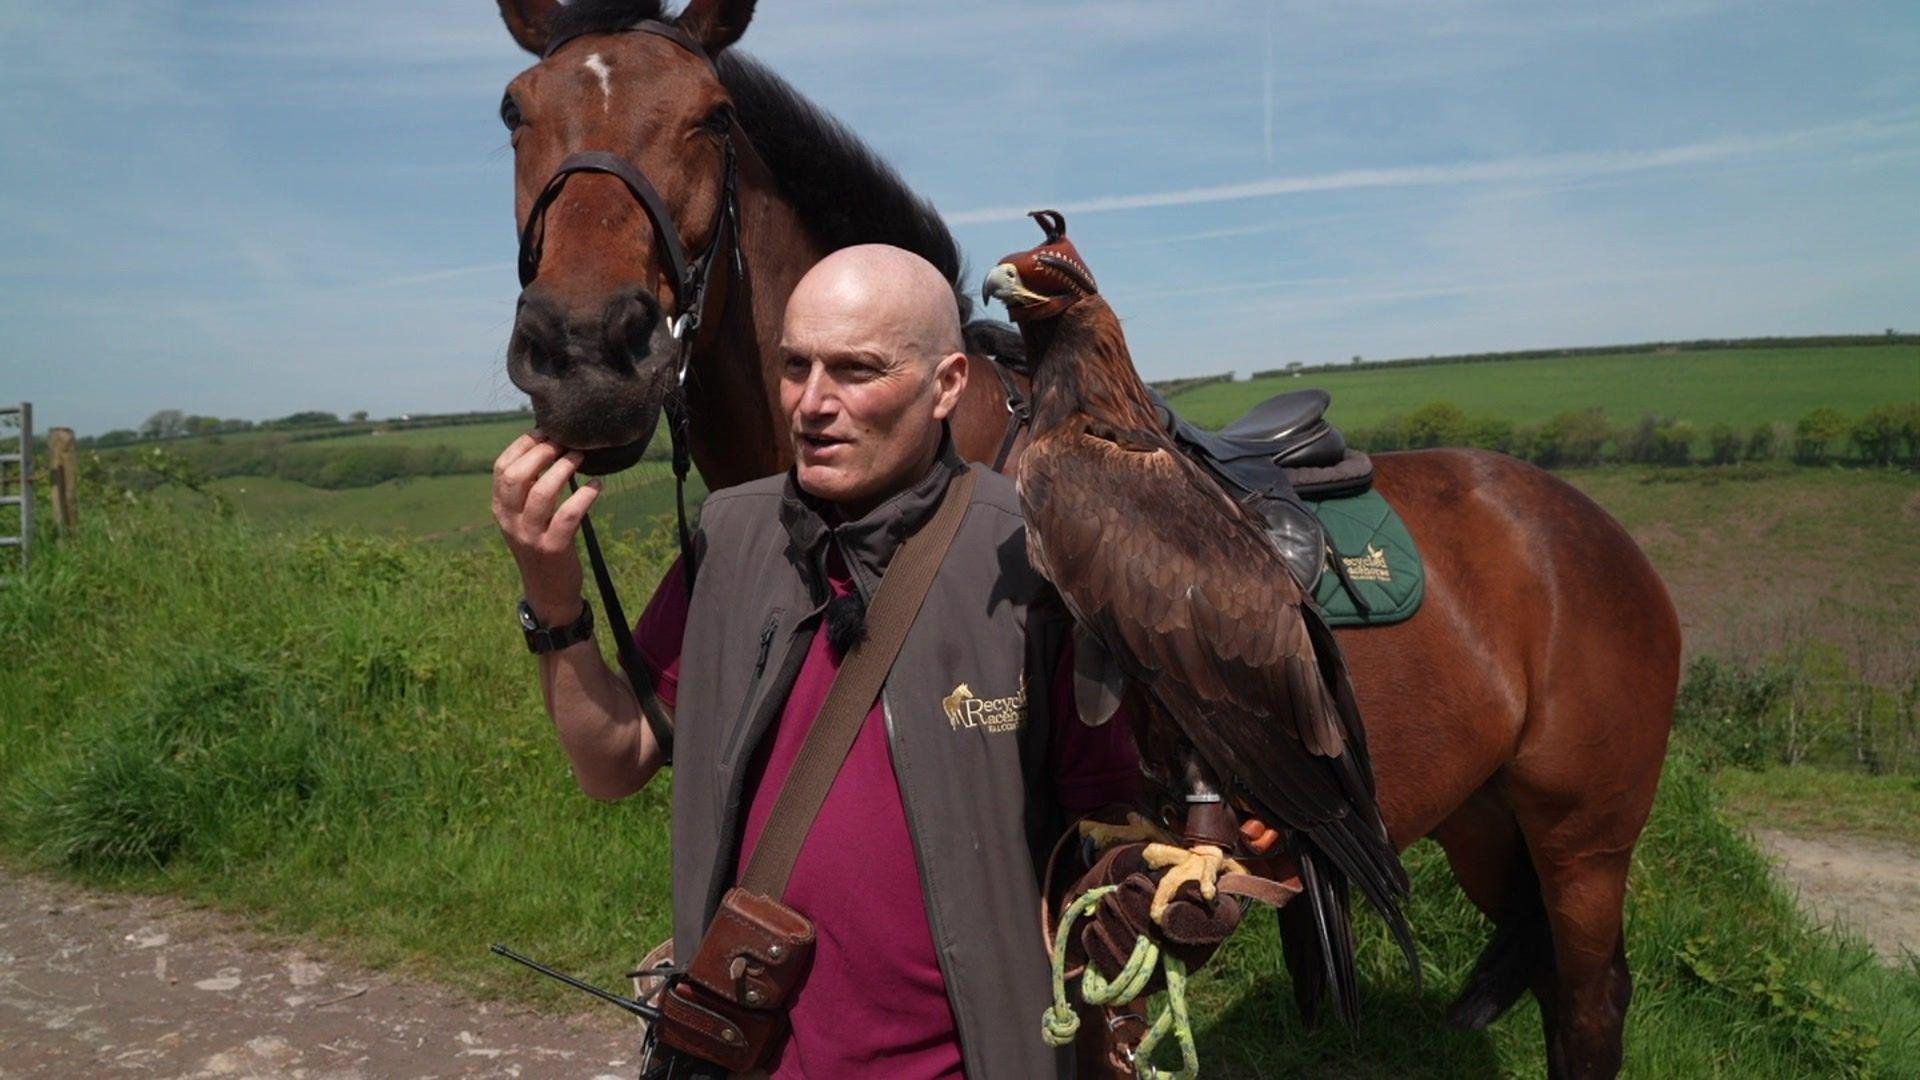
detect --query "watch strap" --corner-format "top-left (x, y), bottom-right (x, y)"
top-left (523, 598), bottom-right (594, 654)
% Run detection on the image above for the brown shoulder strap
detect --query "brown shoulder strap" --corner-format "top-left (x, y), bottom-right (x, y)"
top-left (738, 468), bottom-right (979, 899)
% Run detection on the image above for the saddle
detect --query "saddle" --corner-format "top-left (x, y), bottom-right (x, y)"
top-left (1147, 387), bottom-right (1374, 591)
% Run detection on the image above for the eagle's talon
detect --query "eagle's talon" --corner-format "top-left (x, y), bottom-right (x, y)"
top-left (1141, 842), bottom-right (1247, 924)
top-left (1079, 811), bottom-right (1176, 850)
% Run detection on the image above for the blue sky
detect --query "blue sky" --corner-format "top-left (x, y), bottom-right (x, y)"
top-left (3, 1), bottom-right (1916, 436)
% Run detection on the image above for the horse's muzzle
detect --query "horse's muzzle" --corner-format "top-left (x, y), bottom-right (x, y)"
top-left (507, 283), bottom-right (674, 472)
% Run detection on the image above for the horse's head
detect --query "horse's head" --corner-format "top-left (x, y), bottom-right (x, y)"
top-left (497, 0), bottom-right (757, 473)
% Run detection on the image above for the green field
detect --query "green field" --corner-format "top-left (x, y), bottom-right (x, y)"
top-left (301, 418), bottom-right (537, 459)
top-left (190, 464), bottom-right (702, 545)
top-left (1166, 345), bottom-right (1920, 431)
top-left (1562, 465), bottom-right (1920, 654)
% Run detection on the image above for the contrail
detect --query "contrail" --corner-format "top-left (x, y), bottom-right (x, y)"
top-left (1262, 0), bottom-right (1274, 171)
top-left (945, 113), bottom-right (1918, 226)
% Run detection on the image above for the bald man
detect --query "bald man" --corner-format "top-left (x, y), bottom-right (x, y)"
top-left (495, 245), bottom-right (1138, 1079)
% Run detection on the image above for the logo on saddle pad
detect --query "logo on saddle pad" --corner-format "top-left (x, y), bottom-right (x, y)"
top-left (1341, 543), bottom-right (1393, 583)
top-left (943, 675), bottom-right (1027, 734)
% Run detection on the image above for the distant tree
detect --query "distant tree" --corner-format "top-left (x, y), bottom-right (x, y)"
top-left (94, 429), bottom-right (140, 448)
top-left (215, 418), bottom-right (255, 434)
top-left (1851, 404), bottom-right (1910, 466)
top-left (270, 410), bottom-right (340, 429)
top-left (1793, 406), bottom-right (1849, 463)
top-left (185, 414), bottom-right (221, 437)
top-left (1464, 416), bottom-right (1516, 454)
top-left (350, 410), bottom-right (369, 423)
top-left (1510, 423), bottom-right (1543, 462)
top-left (1534, 408), bottom-right (1611, 467)
top-left (1744, 422), bottom-right (1780, 462)
top-left (1889, 403), bottom-right (1920, 466)
top-left (1618, 415), bottom-right (1663, 463)
top-left (1404, 401), bottom-right (1470, 448)
top-left (1351, 355), bottom-right (1362, 365)
top-left (141, 409), bottom-right (187, 440)
top-left (1658, 421), bottom-right (1696, 466)
top-left (1365, 414), bottom-right (1409, 452)
top-left (1706, 423), bottom-right (1742, 465)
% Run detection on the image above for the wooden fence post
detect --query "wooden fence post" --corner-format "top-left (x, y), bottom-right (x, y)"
top-left (50, 426), bottom-right (77, 533)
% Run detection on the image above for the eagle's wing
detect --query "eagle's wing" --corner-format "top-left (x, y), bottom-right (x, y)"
top-left (1019, 422), bottom-right (1407, 902)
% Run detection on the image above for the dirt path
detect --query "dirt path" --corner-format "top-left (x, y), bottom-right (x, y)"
top-left (0, 870), bottom-right (638, 1078)
top-left (1753, 828), bottom-right (1920, 964)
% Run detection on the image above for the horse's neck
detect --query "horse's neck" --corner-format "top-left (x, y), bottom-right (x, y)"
top-left (683, 152), bottom-right (820, 489)
top-left (682, 147), bottom-right (1022, 486)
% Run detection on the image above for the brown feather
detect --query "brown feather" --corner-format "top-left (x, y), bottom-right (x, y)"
top-left (1015, 292), bottom-right (1411, 948)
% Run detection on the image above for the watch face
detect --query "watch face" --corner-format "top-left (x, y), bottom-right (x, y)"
top-left (518, 601), bottom-right (540, 631)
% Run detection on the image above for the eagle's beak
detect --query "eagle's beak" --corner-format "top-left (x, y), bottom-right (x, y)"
top-left (981, 261), bottom-right (1044, 309)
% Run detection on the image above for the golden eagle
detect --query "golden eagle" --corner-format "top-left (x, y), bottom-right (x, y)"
top-left (984, 211), bottom-right (1416, 1021)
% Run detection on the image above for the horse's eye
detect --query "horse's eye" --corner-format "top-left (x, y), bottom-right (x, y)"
top-left (702, 105), bottom-right (734, 136)
top-left (500, 93), bottom-right (524, 132)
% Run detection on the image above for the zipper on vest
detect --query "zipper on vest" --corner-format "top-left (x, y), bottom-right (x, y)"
top-left (882, 692), bottom-right (981, 1070)
top-left (752, 615), bottom-right (778, 681)
top-left (731, 608), bottom-right (787, 759)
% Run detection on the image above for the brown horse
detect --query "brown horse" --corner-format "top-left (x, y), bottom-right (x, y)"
top-left (492, 2), bottom-right (1680, 1076)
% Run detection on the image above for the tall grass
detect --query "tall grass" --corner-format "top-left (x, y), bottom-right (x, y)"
top-left (2, 498), bottom-right (1916, 1075)
top-left (0, 498), bottom-right (679, 999)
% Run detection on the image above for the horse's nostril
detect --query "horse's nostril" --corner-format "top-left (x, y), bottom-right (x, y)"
top-left (512, 287), bottom-right (569, 377)
top-left (606, 287), bottom-right (664, 369)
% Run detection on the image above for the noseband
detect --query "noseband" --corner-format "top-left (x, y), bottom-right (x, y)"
top-left (516, 19), bottom-right (742, 375)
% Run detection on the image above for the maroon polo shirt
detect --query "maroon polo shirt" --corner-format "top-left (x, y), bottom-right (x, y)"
top-left (632, 552), bottom-right (1139, 1078)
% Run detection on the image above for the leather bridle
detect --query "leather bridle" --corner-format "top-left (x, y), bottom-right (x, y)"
top-left (516, 19), bottom-right (742, 382)
top-left (515, 19), bottom-right (745, 758)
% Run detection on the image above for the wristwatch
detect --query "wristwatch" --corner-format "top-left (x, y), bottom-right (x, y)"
top-left (519, 598), bottom-right (594, 654)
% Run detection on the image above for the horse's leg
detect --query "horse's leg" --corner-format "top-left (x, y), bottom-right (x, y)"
top-left (1428, 782), bottom-right (1552, 1030)
top-left (1356, 450), bottom-right (1676, 1075)
top-left (1506, 695), bottom-right (1666, 1079)
top-left (1513, 828), bottom-right (1634, 1079)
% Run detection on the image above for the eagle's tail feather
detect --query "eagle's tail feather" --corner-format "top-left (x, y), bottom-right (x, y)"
top-left (1295, 844), bottom-right (1362, 1027)
top-left (1296, 600), bottom-right (1423, 990)
top-left (1306, 817), bottom-right (1424, 993)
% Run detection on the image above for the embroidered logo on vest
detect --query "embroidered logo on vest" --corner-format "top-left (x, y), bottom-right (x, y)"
top-left (943, 674), bottom-right (1027, 734)
top-left (1341, 543), bottom-right (1392, 583)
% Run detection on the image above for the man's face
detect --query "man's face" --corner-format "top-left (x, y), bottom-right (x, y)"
top-left (778, 293), bottom-right (965, 515)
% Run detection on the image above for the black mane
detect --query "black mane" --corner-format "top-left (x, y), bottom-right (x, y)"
top-left (545, 0), bottom-right (982, 329)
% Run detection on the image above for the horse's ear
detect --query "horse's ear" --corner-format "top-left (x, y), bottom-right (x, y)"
top-left (497, 0), bottom-right (565, 55)
top-left (677, 0), bottom-right (757, 54)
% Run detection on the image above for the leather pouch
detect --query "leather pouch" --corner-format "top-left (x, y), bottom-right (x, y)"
top-left (657, 888), bottom-right (814, 1071)
top-left (686, 888), bottom-right (814, 1008)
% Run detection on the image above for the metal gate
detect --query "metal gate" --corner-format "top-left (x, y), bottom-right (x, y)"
top-left (1, 402), bottom-right (31, 580)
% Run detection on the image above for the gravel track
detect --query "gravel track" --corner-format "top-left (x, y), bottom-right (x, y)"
top-left (0, 870), bottom-right (639, 1079)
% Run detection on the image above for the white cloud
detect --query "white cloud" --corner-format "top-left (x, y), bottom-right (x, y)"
top-left (946, 113), bottom-right (1920, 224)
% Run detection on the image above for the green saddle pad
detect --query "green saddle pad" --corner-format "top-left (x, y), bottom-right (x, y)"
top-left (1307, 487), bottom-right (1425, 627)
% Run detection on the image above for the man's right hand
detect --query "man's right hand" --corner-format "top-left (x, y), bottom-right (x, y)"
top-left (493, 432), bottom-right (602, 625)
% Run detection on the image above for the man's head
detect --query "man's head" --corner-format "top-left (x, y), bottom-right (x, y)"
top-left (779, 245), bottom-right (968, 516)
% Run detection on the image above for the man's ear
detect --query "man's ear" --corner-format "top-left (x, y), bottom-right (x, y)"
top-left (677, 0), bottom-right (757, 55)
top-left (497, 0), bottom-right (565, 55)
top-left (931, 351), bottom-right (970, 421)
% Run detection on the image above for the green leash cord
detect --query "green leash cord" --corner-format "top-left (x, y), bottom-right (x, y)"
top-left (1041, 886), bottom-right (1200, 1079)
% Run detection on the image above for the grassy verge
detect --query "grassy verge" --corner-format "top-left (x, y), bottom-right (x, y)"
top-left (1715, 768), bottom-right (1920, 849)
top-left (3, 500), bottom-right (1917, 1075)
top-left (0, 499), bottom-right (682, 1005)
